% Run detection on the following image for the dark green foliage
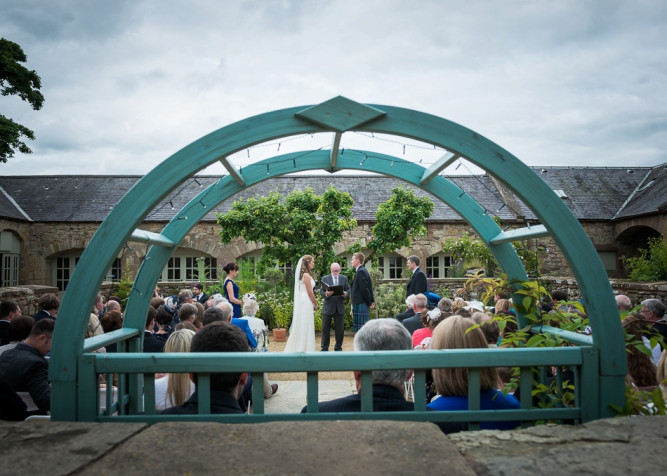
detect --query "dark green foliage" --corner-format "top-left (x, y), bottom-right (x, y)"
top-left (622, 237), bottom-right (667, 282)
top-left (216, 187), bottom-right (356, 277)
top-left (366, 187), bottom-right (434, 262)
top-left (0, 38), bottom-right (44, 162)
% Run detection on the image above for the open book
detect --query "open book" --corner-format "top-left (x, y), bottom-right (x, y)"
top-left (321, 281), bottom-right (345, 296)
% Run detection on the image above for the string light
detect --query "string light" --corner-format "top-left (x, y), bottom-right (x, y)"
top-left (169, 200), bottom-right (175, 210)
top-left (266, 164), bottom-right (270, 175)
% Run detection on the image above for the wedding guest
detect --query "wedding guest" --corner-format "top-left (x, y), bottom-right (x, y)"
top-left (428, 315), bottom-right (520, 430)
top-left (223, 262), bottom-right (243, 318)
top-left (302, 318), bottom-right (413, 413)
top-left (0, 315), bottom-right (35, 356)
top-left (0, 319), bottom-right (54, 414)
top-left (192, 283), bottom-right (209, 304)
top-left (100, 311), bottom-right (122, 352)
top-left (239, 293), bottom-right (278, 397)
top-left (0, 300), bottom-right (21, 346)
top-left (160, 322), bottom-right (250, 415)
top-left (155, 329), bottom-right (196, 411)
top-left (396, 295), bottom-right (416, 323)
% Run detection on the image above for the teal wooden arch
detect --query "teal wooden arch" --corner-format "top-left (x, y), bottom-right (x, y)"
top-left (51, 96), bottom-right (625, 419)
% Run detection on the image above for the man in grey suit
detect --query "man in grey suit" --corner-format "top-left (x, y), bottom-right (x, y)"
top-left (320, 262), bottom-right (350, 351)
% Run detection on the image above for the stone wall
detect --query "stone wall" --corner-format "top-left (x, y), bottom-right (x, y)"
top-left (0, 285), bottom-right (60, 315)
top-left (0, 217), bottom-right (650, 288)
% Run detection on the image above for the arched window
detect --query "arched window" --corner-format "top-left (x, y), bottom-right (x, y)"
top-left (0, 230), bottom-right (21, 286)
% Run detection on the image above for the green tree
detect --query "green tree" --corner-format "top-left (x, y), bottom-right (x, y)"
top-left (622, 237), bottom-right (667, 282)
top-left (364, 187), bottom-right (434, 262)
top-left (216, 186), bottom-right (356, 277)
top-left (0, 38), bottom-right (45, 163)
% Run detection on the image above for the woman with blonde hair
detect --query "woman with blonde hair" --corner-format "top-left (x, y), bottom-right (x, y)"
top-left (154, 329), bottom-right (196, 410)
top-left (427, 315), bottom-right (520, 430)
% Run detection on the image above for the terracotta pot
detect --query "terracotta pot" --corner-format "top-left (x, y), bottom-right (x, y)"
top-left (272, 328), bottom-right (287, 342)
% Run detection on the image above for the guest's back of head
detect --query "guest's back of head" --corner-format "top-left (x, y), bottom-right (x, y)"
top-left (354, 318), bottom-right (412, 387)
top-left (101, 311), bottom-right (122, 334)
top-left (615, 295), bottom-right (632, 311)
top-left (431, 315), bottom-right (497, 396)
top-left (190, 322), bottom-right (249, 391)
top-left (8, 315), bottom-right (34, 342)
top-left (202, 306), bottom-right (224, 326)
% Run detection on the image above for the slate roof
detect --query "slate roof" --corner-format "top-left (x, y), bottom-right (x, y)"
top-left (614, 164), bottom-right (667, 219)
top-left (0, 166), bottom-right (662, 224)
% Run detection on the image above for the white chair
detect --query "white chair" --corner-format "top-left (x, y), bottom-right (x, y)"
top-left (404, 375), bottom-right (415, 402)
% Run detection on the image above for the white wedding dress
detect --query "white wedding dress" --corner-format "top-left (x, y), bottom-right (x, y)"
top-left (284, 271), bottom-right (316, 353)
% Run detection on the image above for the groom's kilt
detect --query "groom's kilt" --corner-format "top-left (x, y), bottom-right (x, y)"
top-left (352, 303), bottom-right (370, 331)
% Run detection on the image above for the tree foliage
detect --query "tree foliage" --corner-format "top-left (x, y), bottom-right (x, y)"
top-left (216, 186), bottom-right (356, 277)
top-left (622, 237), bottom-right (667, 282)
top-left (365, 187), bottom-right (434, 262)
top-left (0, 38), bottom-right (45, 163)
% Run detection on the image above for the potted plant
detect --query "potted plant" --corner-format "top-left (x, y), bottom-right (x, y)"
top-left (272, 306), bottom-right (290, 342)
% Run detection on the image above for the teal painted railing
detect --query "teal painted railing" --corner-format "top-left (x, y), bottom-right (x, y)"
top-left (77, 333), bottom-right (599, 425)
top-left (52, 97), bottom-right (625, 421)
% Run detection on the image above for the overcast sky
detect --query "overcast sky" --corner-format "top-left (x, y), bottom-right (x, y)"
top-left (1, 0), bottom-right (665, 176)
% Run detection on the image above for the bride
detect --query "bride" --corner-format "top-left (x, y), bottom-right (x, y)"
top-left (283, 255), bottom-right (318, 352)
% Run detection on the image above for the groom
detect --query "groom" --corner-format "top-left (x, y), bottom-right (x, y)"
top-left (319, 262), bottom-right (350, 351)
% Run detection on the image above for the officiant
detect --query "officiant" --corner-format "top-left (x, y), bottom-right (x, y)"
top-left (319, 262), bottom-right (350, 351)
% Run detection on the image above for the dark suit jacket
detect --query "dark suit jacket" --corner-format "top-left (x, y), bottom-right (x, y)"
top-left (0, 377), bottom-right (27, 421)
top-left (0, 320), bottom-right (9, 346)
top-left (32, 310), bottom-right (55, 322)
top-left (231, 318), bottom-right (257, 349)
top-left (402, 313), bottom-right (424, 335)
top-left (351, 265), bottom-right (374, 306)
top-left (160, 389), bottom-right (244, 414)
top-left (194, 292), bottom-right (209, 304)
top-left (0, 342), bottom-right (50, 412)
top-left (406, 268), bottom-right (427, 297)
top-left (319, 274), bottom-right (350, 316)
top-left (395, 309), bottom-right (415, 323)
top-left (301, 384), bottom-right (414, 413)
top-left (143, 331), bottom-right (165, 352)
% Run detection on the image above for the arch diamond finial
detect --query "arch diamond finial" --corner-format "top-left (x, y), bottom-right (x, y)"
top-left (295, 96), bottom-right (385, 132)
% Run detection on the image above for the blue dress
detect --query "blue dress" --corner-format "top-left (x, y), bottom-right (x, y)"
top-left (224, 278), bottom-right (241, 318)
top-left (427, 388), bottom-right (520, 430)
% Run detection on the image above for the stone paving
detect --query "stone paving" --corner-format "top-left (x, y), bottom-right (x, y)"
top-left (3, 330), bottom-right (664, 474)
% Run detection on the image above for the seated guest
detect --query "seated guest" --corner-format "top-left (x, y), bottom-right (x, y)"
top-left (155, 329), bottom-right (196, 411)
top-left (427, 315), bottom-right (520, 431)
top-left (471, 312), bottom-right (500, 347)
top-left (174, 321), bottom-right (197, 332)
top-left (100, 311), bottom-right (123, 352)
top-left (412, 307), bottom-right (446, 349)
top-left (192, 283), bottom-right (209, 304)
top-left (0, 315), bottom-right (35, 356)
top-left (239, 293), bottom-right (278, 398)
top-left (437, 298), bottom-right (453, 314)
top-left (396, 295), bottom-right (416, 323)
top-left (0, 319), bottom-right (54, 414)
top-left (301, 318), bottom-right (414, 413)
top-left (0, 300), bottom-right (22, 346)
top-left (156, 306), bottom-right (175, 340)
top-left (622, 313), bottom-right (658, 388)
top-left (32, 293), bottom-right (59, 322)
top-left (402, 293), bottom-right (428, 335)
top-left (216, 301), bottom-right (257, 350)
top-left (143, 307), bottom-right (165, 352)
top-left (150, 296), bottom-right (165, 310)
top-left (0, 377), bottom-right (27, 421)
top-left (160, 322), bottom-right (250, 415)
top-left (177, 303), bottom-right (198, 328)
